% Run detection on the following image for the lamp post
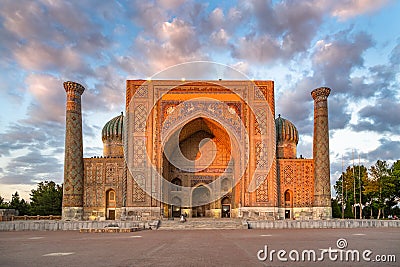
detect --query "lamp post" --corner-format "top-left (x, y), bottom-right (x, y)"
top-left (359, 153), bottom-right (362, 219)
top-left (341, 155), bottom-right (344, 219)
top-left (353, 149), bottom-right (356, 219)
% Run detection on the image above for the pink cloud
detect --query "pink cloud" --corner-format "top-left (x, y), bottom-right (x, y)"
top-left (25, 73), bottom-right (65, 124)
top-left (331, 0), bottom-right (391, 20)
top-left (14, 42), bottom-right (85, 72)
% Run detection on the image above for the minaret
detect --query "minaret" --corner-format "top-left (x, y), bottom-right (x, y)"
top-left (62, 81), bottom-right (85, 220)
top-left (311, 87), bottom-right (332, 219)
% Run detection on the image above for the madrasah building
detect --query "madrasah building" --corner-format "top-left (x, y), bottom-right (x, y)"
top-left (62, 79), bottom-right (332, 221)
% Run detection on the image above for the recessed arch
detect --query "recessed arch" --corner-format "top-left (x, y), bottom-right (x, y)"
top-left (191, 184), bottom-right (211, 217)
top-left (284, 189), bottom-right (293, 219)
top-left (221, 196), bottom-right (231, 218)
top-left (106, 189), bottom-right (116, 220)
top-left (161, 114), bottom-right (241, 210)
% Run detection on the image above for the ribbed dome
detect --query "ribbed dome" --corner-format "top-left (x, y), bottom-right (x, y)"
top-left (102, 113), bottom-right (124, 141)
top-left (275, 115), bottom-right (299, 144)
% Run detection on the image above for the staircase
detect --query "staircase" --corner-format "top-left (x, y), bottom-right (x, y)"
top-left (157, 218), bottom-right (248, 230)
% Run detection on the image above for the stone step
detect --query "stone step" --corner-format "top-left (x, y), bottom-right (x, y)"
top-left (157, 219), bottom-right (248, 230)
top-left (79, 227), bottom-right (141, 233)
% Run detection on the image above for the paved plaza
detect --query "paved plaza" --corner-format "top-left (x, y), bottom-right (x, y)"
top-left (0, 228), bottom-right (398, 266)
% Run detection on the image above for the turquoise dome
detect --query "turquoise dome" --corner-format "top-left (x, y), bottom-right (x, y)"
top-left (275, 115), bottom-right (299, 144)
top-left (102, 113), bottom-right (124, 141)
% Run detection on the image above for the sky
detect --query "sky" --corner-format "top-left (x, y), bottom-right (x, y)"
top-left (0, 0), bottom-right (399, 201)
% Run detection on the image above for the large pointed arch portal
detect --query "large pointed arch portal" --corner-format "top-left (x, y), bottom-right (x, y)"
top-left (162, 113), bottom-right (243, 218)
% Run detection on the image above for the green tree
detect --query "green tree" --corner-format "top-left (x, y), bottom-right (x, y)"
top-left (334, 165), bottom-right (367, 218)
top-left (366, 160), bottom-right (396, 219)
top-left (390, 160), bottom-right (400, 200)
top-left (344, 198), bottom-right (354, 219)
top-left (362, 172), bottom-right (377, 218)
top-left (386, 160), bottom-right (400, 216)
top-left (331, 198), bottom-right (342, 218)
top-left (8, 192), bottom-right (30, 215)
top-left (0, 195), bottom-right (9, 209)
top-left (30, 181), bottom-right (62, 215)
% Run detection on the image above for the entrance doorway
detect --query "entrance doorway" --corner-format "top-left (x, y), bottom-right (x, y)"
top-left (108, 210), bottom-right (116, 220)
top-left (284, 189), bottom-right (293, 219)
top-left (192, 185), bottom-right (210, 217)
top-left (221, 197), bottom-right (231, 218)
top-left (171, 197), bottom-right (182, 218)
top-left (106, 189), bottom-right (116, 220)
top-left (285, 210), bottom-right (290, 219)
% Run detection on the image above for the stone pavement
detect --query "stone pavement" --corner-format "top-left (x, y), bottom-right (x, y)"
top-left (0, 228), bottom-right (398, 267)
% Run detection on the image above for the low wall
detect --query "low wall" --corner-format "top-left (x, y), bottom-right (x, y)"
top-left (248, 219), bottom-right (400, 229)
top-left (0, 220), bottom-right (146, 231)
top-left (1, 219), bottom-right (400, 231)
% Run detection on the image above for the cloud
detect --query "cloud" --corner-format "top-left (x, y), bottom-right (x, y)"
top-left (352, 98), bottom-right (400, 133)
top-left (273, 1), bottom-right (324, 55)
top-left (127, 0), bottom-right (168, 32)
top-left (367, 138), bottom-right (400, 161)
top-left (276, 77), bottom-right (316, 135)
top-left (389, 41), bottom-right (400, 64)
top-left (277, 28), bottom-right (376, 139)
top-left (159, 18), bottom-right (201, 54)
top-left (231, 34), bottom-right (281, 64)
top-left (331, 0), bottom-right (392, 21)
top-left (312, 30), bottom-right (374, 94)
top-left (349, 40), bottom-right (400, 133)
top-left (0, 149), bottom-right (63, 185)
top-left (229, 0), bottom-right (325, 63)
top-left (209, 8), bottom-right (225, 29)
top-left (14, 42), bottom-right (93, 74)
top-left (83, 65), bottom-right (126, 113)
top-left (0, 124), bottom-right (45, 157)
top-left (1, 1), bottom-right (58, 41)
top-left (130, 18), bottom-right (207, 74)
top-left (210, 29), bottom-right (230, 46)
top-left (328, 94), bottom-right (352, 130)
top-left (24, 74), bottom-right (66, 124)
top-left (228, 0), bottom-right (390, 65)
top-left (157, 0), bottom-right (187, 9)
top-left (0, 0), bottom-right (111, 75)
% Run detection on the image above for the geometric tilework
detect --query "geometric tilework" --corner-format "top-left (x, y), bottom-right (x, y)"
top-left (134, 104), bottom-right (147, 132)
top-left (135, 85), bottom-right (148, 98)
top-left (254, 87), bottom-right (265, 100)
top-left (256, 141), bottom-right (268, 170)
top-left (279, 160), bottom-right (314, 207)
top-left (133, 138), bottom-right (146, 168)
top-left (132, 174), bottom-right (146, 202)
top-left (63, 82), bottom-right (85, 208)
top-left (283, 165), bottom-right (293, 184)
top-left (256, 175), bottom-right (268, 202)
top-left (82, 158), bottom-right (124, 209)
top-left (254, 108), bottom-right (267, 135)
top-left (106, 163), bottom-right (118, 184)
top-left (311, 87), bottom-right (331, 207)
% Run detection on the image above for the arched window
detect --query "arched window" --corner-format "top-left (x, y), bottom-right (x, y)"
top-left (221, 178), bottom-right (232, 192)
top-left (171, 178), bottom-right (182, 191)
top-left (106, 189), bottom-right (116, 220)
top-left (285, 190), bottom-right (291, 202)
top-left (109, 191), bottom-right (115, 201)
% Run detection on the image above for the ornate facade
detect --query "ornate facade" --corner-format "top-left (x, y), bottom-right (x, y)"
top-left (62, 80), bottom-right (332, 221)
